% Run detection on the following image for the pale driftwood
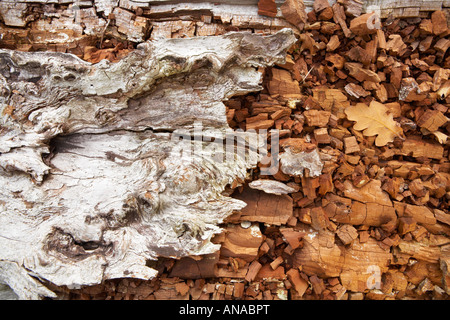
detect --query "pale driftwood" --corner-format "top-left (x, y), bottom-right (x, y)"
top-left (0, 29), bottom-right (296, 299)
top-left (249, 179), bottom-right (296, 194)
top-left (279, 148), bottom-right (324, 177)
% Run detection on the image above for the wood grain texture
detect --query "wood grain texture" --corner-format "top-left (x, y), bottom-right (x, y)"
top-left (0, 29), bottom-right (296, 299)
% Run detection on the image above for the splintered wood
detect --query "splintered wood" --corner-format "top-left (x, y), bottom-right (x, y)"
top-left (0, 0), bottom-right (450, 301)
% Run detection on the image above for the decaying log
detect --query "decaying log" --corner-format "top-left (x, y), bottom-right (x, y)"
top-left (0, 29), bottom-right (296, 299)
top-left (1, 0), bottom-right (450, 302)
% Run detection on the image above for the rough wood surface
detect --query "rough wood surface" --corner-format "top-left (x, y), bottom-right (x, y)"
top-left (0, 0), bottom-right (450, 302)
top-left (0, 29), bottom-right (295, 299)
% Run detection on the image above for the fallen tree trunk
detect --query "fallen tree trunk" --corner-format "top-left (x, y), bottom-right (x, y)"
top-left (0, 0), bottom-right (449, 301)
top-left (0, 28), bottom-right (295, 299)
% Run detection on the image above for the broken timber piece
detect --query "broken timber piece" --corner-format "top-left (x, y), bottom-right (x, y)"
top-left (293, 225), bottom-right (392, 291)
top-left (286, 268), bottom-right (308, 297)
top-left (258, 0), bottom-right (278, 18)
top-left (232, 187), bottom-right (294, 225)
top-left (349, 12), bottom-right (381, 36)
top-left (336, 224), bottom-right (359, 245)
top-left (280, 0), bottom-right (308, 31)
top-left (431, 11), bottom-right (449, 36)
top-left (220, 223), bottom-right (263, 262)
top-left (344, 136), bottom-right (360, 154)
top-left (0, 29), bottom-right (296, 299)
top-left (268, 68), bottom-right (301, 96)
top-left (249, 179), bottom-right (296, 195)
top-left (2, 0), bottom-right (450, 302)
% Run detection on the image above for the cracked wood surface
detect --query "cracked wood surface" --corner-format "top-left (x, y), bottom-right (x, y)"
top-left (0, 0), bottom-right (449, 302)
top-left (0, 29), bottom-right (296, 299)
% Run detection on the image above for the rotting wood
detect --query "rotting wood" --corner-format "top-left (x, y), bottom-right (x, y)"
top-left (0, 0), bottom-right (450, 301)
top-left (0, 28), bottom-right (296, 299)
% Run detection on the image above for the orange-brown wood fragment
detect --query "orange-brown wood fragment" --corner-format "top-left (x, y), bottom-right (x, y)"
top-left (336, 224), bottom-right (358, 245)
top-left (270, 256), bottom-right (284, 270)
top-left (257, 0), bottom-right (277, 18)
top-left (233, 187), bottom-right (293, 226)
top-left (286, 268), bottom-right (308, 297)
top-left (431, 11), bottom-right (449, 35)
top-left (267, 68), bottom-right (301, 96)
top-left (303, 109), bottom-right (331, 127)
top-left (326, 35), bottom-right (340, 52)
top-left (343, 136), bottom-right (360, 154)
top-left (245, 260), bottom-right (262, 282)
top-left (280, 227), bottom-right (305, 249)
top-left (398, 136), bottom-right (444, 159)
top-left (170, 252), bottom-right (219, 279)
top-left (280, 0), bottom-right (307, 30)
top-left (255, 264), bottom-right (286, 281)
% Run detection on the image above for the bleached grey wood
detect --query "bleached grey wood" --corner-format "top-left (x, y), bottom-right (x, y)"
top-left (279, 148), bottom-right (324, 177)
top-left (0, 29), bottom-right (296, 299)
top-left (249, 179), bottom-right (296, 195)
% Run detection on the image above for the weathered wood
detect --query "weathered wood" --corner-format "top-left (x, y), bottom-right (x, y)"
top-left (258, 0), bottom-right (278, 17)
top-left (1, 0), bottom-right (450, 301)
top-left (293, 225), bottom-right (393, 286)
top-left (0, 29), bottom-right (296, 299)
top-left (337, 224), bottom-right (359, 245)
top-left (286, 268), bottom-right (308, 297)
top-left (268, 68), bottom-right (302, 96)
top-left (280, 0), bottom-right (308, 30)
